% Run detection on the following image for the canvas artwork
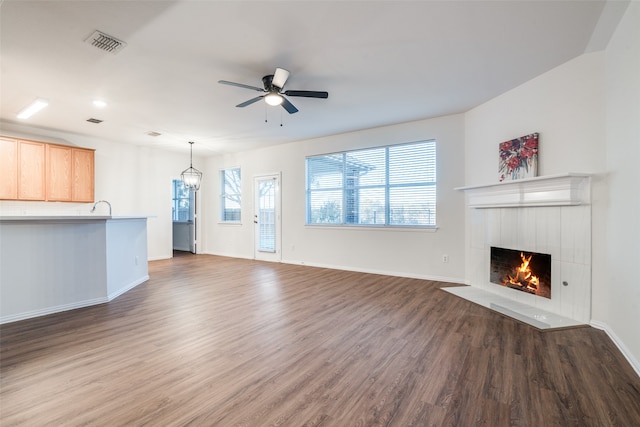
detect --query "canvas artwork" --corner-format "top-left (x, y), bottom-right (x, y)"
top-left (499, 133), bottom-right (539, 182)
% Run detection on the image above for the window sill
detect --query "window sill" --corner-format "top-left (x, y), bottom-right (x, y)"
top-left (304, 224), bottom-right (438, 232)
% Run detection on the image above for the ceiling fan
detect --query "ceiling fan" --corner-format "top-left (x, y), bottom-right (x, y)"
top-left (218, 68), bottom-right (328, 114)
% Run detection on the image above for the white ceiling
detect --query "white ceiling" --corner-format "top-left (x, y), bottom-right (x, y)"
top-left (0, 1), bottom-right (626, 156)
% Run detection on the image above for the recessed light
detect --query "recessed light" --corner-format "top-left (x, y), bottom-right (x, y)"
top-left (92, 99), bottom-right (107, 108)
top-left (17, 98), bottom-right (49, 119)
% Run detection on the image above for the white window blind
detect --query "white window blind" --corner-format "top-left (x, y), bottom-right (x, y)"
top-left (306, 140), bottom-right (436, 227)
top-left (220, 168), bottom-right (241, 222)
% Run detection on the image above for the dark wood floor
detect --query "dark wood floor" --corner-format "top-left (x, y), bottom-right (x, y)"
top-left (1, 255), bottom-right (639, 426)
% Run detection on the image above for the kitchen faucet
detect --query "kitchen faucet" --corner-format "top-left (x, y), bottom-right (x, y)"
top-left (91, 200), bottom-right (112, 216)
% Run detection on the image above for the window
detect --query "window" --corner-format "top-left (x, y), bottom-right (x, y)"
top-left (306, 140), bottom-right (436, 227)
top-left (172, 179), bottom-right (194, 222)
top-left (220, 168), bottom-right (241, 222)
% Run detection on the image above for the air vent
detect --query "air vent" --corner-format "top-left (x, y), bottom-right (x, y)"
top-left (86, 118), bottom-right (103, 124)
top-left (85, 30), bottom-right (127, 54)
top-left (146, 131), bottom-right (162, 137)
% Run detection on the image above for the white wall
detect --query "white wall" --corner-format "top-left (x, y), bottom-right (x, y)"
top-left (204, 114), bottom-right (467, 283)
top-left (465, 12), bottom-right (639, 373)
top-left (0, 122), bottom-right (199, 260)
top-left (599, 2), bottom-right (640, 370)
top-left (465, 52), bottom-right (606, 183)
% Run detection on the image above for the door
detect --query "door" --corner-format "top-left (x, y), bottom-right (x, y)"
top-left (254, 174), bottom-right (281, 262)
top-left (172, 179), bottom-right (197, 253)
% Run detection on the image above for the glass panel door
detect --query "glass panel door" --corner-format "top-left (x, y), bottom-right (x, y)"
top-left (254, 174), bottom-right (280, 262)
top-left (172, 179), bottom-right (196, 253)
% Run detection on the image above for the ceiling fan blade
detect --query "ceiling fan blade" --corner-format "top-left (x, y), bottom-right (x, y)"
top-left (283, 90), bottom-right (329, 99)
top-left (280, 97), bottom-right (298, 114)
top-left (272, 68), bottom-right (290, 89)
top-left (219, 80), bottom-right (265, 92)
top-left (236, 96), bottom-right (264, 108)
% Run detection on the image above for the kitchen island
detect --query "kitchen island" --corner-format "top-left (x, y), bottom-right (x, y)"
top-left (0, 216), bottom-right (149, 324)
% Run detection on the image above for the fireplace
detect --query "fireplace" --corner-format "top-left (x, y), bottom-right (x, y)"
top-left (490, 247), bottom-right (551, 299)
top-left (446, 173), bottom-right (591, 329)
top-left (451, 174), bottom-right (592, 328)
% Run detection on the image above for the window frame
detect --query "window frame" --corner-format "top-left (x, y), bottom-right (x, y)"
top-left (220, 167), bottom-right (242, 223)
top-left (305, 140), bottom-right (437, 229)
top-left (172, 179), bottom-right (194, 223)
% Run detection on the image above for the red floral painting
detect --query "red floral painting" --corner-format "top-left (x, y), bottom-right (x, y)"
top-left (499, 133), bottom-right (539, 182)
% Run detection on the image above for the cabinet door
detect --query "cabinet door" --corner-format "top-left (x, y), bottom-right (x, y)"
top-left (0, 137), bottom-right (18, 199)
top-left (72, 148), bottom-right (94, 202)
top-left (18, 140), bottom-right (46, 200)
top-left (46, 144), bottom-right (72, 201)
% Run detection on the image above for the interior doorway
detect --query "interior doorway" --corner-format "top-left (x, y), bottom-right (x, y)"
top-left (172, 179), bottom-right (196, 254)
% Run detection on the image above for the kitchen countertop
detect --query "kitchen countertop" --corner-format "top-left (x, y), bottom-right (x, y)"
top-left (0, 216), bottom-right (149, 221)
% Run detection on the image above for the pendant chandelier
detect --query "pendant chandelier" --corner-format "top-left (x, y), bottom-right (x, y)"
top-left (181, 141), bottom-right (202, 190)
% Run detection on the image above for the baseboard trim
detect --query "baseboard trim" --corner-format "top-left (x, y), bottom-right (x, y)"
top-left (196, 252), bottom-right (466, 284)
top-left (590, 320), bottom-right (640, 378)
top-left (107, 275), bottom-right (149, 301)
top-left (0, 297), bottom-right (108, 325)
top-left (1, 276), bottom-right (150, 325)
top-left (149, 255), bottom-right (172, 261)
top-left (280, 258), bottom-right (466, 285)
top-left (202, 250), bottom-right (255, 261)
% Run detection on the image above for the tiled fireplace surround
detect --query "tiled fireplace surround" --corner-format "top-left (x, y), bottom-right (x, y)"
top-left (447, 174), bottom-right (591, 329)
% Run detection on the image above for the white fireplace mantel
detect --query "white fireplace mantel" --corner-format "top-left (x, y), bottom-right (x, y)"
top-left (455, 173), bottom-right (591, 208)
top-left (452, 173), bottom-right (593, 330)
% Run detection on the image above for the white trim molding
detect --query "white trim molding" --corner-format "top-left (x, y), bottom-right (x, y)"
top-left (455, 173), bottom-right (591, 208)
top-left (107, 275), bottom-right (150, 301)
top-left (0, 297), bottom-right (108, 325)
top-left (591, 320), bottom-right (640, 378)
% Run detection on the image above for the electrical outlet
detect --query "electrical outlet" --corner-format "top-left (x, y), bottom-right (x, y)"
top-left (442, 254), bottom-right (449, 263)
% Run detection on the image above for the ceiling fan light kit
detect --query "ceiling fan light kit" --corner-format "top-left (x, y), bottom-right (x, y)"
top-left (264, 93), bottom-right (283, 106)
top-left (271, 68), bottom-right (290, 89)
top-left (219, 68), bottom-right (328, 114)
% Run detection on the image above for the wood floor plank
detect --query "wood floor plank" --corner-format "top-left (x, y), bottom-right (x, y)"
top-left (1, 254), bottom-right (639, 426)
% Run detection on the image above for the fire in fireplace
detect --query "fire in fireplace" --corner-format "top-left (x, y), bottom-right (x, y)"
top-left (490, 247), bottom-right (552, 299)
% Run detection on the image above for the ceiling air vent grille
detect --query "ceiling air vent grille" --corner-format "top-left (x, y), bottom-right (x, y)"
top-left (85, 30), bottom-right (127, 54)
top-left (146, 131), bottom-right (162, 137)
top-left (87, 118), bottom-right (103, 124)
